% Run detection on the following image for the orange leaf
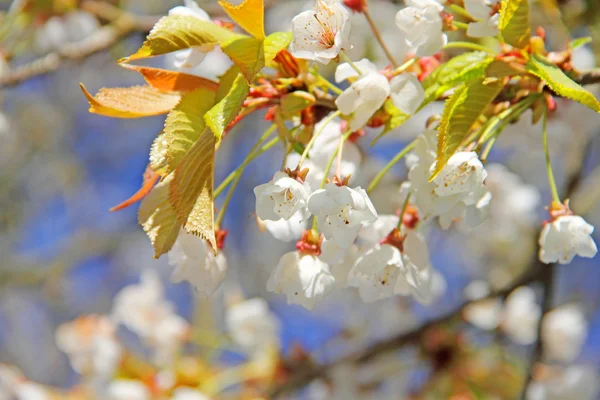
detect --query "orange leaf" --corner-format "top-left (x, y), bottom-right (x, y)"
top-left (80, 83), bottom-right (181, 118)
top-left (120, 64), bottom-right (219, 93)
top-left (110, 167), bottom-right (160, 212)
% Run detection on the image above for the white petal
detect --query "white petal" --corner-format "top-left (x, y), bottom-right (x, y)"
top-left (389, 73), bottom-right (425, 115)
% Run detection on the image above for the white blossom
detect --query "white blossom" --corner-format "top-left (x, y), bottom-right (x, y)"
top-left (226, 298), bottom-right (281, 356)
top-left (502, 286), bottom-right (541, 345)
top-left (462, 281), bottom-right (502, 331)
top-left (171, 387), bottom-right (211, 400)
top-left (526, 365), bottom-right (599, 400)
top-left (168, 229), bottom-right (227, 297)
top-left (539, 215), bottom-right (597, 264)
top-left (112, 271), bottom-right (189, 366)
top-left (55, 315), bottom-right (122, 379)
top-left (267, 251), bottom-right (336, 310)
top-left (254, 171), bottom-right (311, 221)
top-left (106, 380), bottom-right (151, 400)
top-left (168, 0), bottom-right (213, 69)
top-left (335, 59), bottom-right (391, 131)
top-left (262, 210), bottom-right (308, 242)
top-left (395, 0), bottom-right (447, 57)
top-left (464, 0), bottom-right (500, 38)
top-left (285, 117), bottom-right (362, 189)
top-left (290, 0), bottom-right (351, 64)
top-left (389, 73), bottom-right (425, 115)
top-left (406, 130), bottom-right (491, 229)
top-left (308, 183), bottom-right (378, 248)
top-left (542, 304), bottom-right (588, 363)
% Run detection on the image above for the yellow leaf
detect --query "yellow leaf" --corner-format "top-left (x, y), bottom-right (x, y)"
top-left (221, 36), bottom-right (265, 83)
top-left (264, 31), bottom-right (293, 66)
top-left (120, 64), bottom-right (219, 93)
top-left (110, 166), bottom-right (160, 211)
top-left (163, 88), bottom-right (217, 175)
top-left (432, 78), bottom-right (503, 179)
top-left (279, 91), bottom-right (315, 118)
top-left (80, 83), bottom-right (180, 118)
top-left (123, 15), bottom-right (241, 62)
top-left (169, 128), bottom-right (217, 252)
top-left (526, 53), bottom-right (600, 112)
top-left (499, 0), bottom-right (531, 49)
top-left (204, 73), bottom-right (250, 140)
top-left (218, 0), bottom-right (265, 39)
top-left (138, 175), bottom-right (181, 258)
top-left (150, 133), bottom-right (170, 177)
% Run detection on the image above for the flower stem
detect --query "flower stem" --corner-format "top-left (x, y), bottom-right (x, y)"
top-left (397, 191), bottom-right (412, 230)
top-left (298, 110), bottom-right (342, 168)
top-left (443, 41), bottom-right (495, 54)
top-left (363, 7), bottom-right (399, 68)
top-left (452, 21), bottom-right (471, 31)
top-left (367, 139), bottom-right (418, 193)
top-left (392, 58), bottom-right (417, 77)
top-left (542, 108), bottom-right (561, 203)
top-left (215, 125), bottom-right (278, 227)
top-left (321, 130), bottom-right (354, 189)
top-left (319, 75), bottom-right (344, 95)
top-left (339, 50), bottom-right (363, 75)
top-left (446, 4), bottom-right (477, 22)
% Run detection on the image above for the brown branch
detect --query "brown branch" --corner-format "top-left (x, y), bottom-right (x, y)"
top-left (268, 269), bottom-right (541, 398)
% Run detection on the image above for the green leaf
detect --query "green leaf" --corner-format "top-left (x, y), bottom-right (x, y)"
top-left (264, 31), bottom-right (293, 65)
top-left (169, 128), bottom-right (217, 252)
top-left (432, 78), bottom-right (504, 179)
top-left (204, 73), bottom-right (250, 140)
top-left (570, 36), bottom-right (592, 50)
top-left (138, 175), bottom-right (180, 258)
top-left (221, 36), bottom-right (265, 83)
top-left (485, 59), bottom-right (527, 77)
top-left (279, 91), bottom-right (315, 118)
top-left (123, 15), bottom-right (241, 61)
top-left (159, 88), bottom-right (217, 175)
top-left (216, 66), bottom-right (242, 102)
top-left (499, 0), bottom-right (531, 49)
top-left (526, 53), bottom-right (600, 112)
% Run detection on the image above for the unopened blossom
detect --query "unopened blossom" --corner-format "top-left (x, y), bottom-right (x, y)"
top-left (539, 215), bottom-right (597, 265)
top-left (389, 73), bottom-right (425, 115)
top-left (395, 0), bottom-right (447, 57)
top-left (254, 171), bottom-right (311, 222)
top-left (168, 229), bottom-right (227, 297)
top-left (168, 1), bottom-right (213, 69)
top-left (267, 251), bottom-right (335, 310)
top-left (308, 183), bottom-right (378, 248)
top-left (112, 271), bottom-right (189, 365)
top-left (542, 304), bottom-right (588, 363)
top-left (335, 59), bottom-right (391, 131)
top-left (464, 0), bottom-right (500, 38)
top-left (226, 298), bottom-right (281, 356)
top-left (55, 315), bottom-right (122, 378)
top-left (502, 286), bottom-right (541, 345)
top-left (290, 0), bottom-right (351, 64)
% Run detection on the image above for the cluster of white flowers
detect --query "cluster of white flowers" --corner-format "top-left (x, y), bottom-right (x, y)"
top-left (34, 10), bottom-right (99, 54)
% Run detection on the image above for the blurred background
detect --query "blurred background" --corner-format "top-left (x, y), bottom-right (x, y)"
top-left (1, 0), bottom-right (600, 398)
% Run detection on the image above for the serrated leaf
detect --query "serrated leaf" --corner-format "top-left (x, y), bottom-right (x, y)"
top-left (80, 83), bottom-right (180, 118)
top-left (169, 128), bottom-right (217, 251)
top-left (216, 65), bottom-right (242, 102)
top-left (264, 31), bottom-right (293, 65)
top-left (485, 59), bottom-right (527, 77)
top-left (111, 166), bottom-right (160, 211)
top-left (138, 175), bottom-right (180, 258)
top-left (221, 36), bottom-right (265, 82)
top-left (279, 91), bottom-right (315, 118)
top-left (123, 15), bottom-right (241, 61)
top-left (432, 78), bottom-right (504, 179)
top-left (162, 88), bottom-right (217, 175)
top-left (526, 53), bottom-right (600, 112)
top-left (150, 133), bottom-right (169, 177)
top-left (120, 64), bottom-right (218, 93)
top-left (218, 0), bottom-right (265, 39)
top-left (204, 73), bottom-right (250, 140)
top-left (499, 0), bottom-right (531, 49)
